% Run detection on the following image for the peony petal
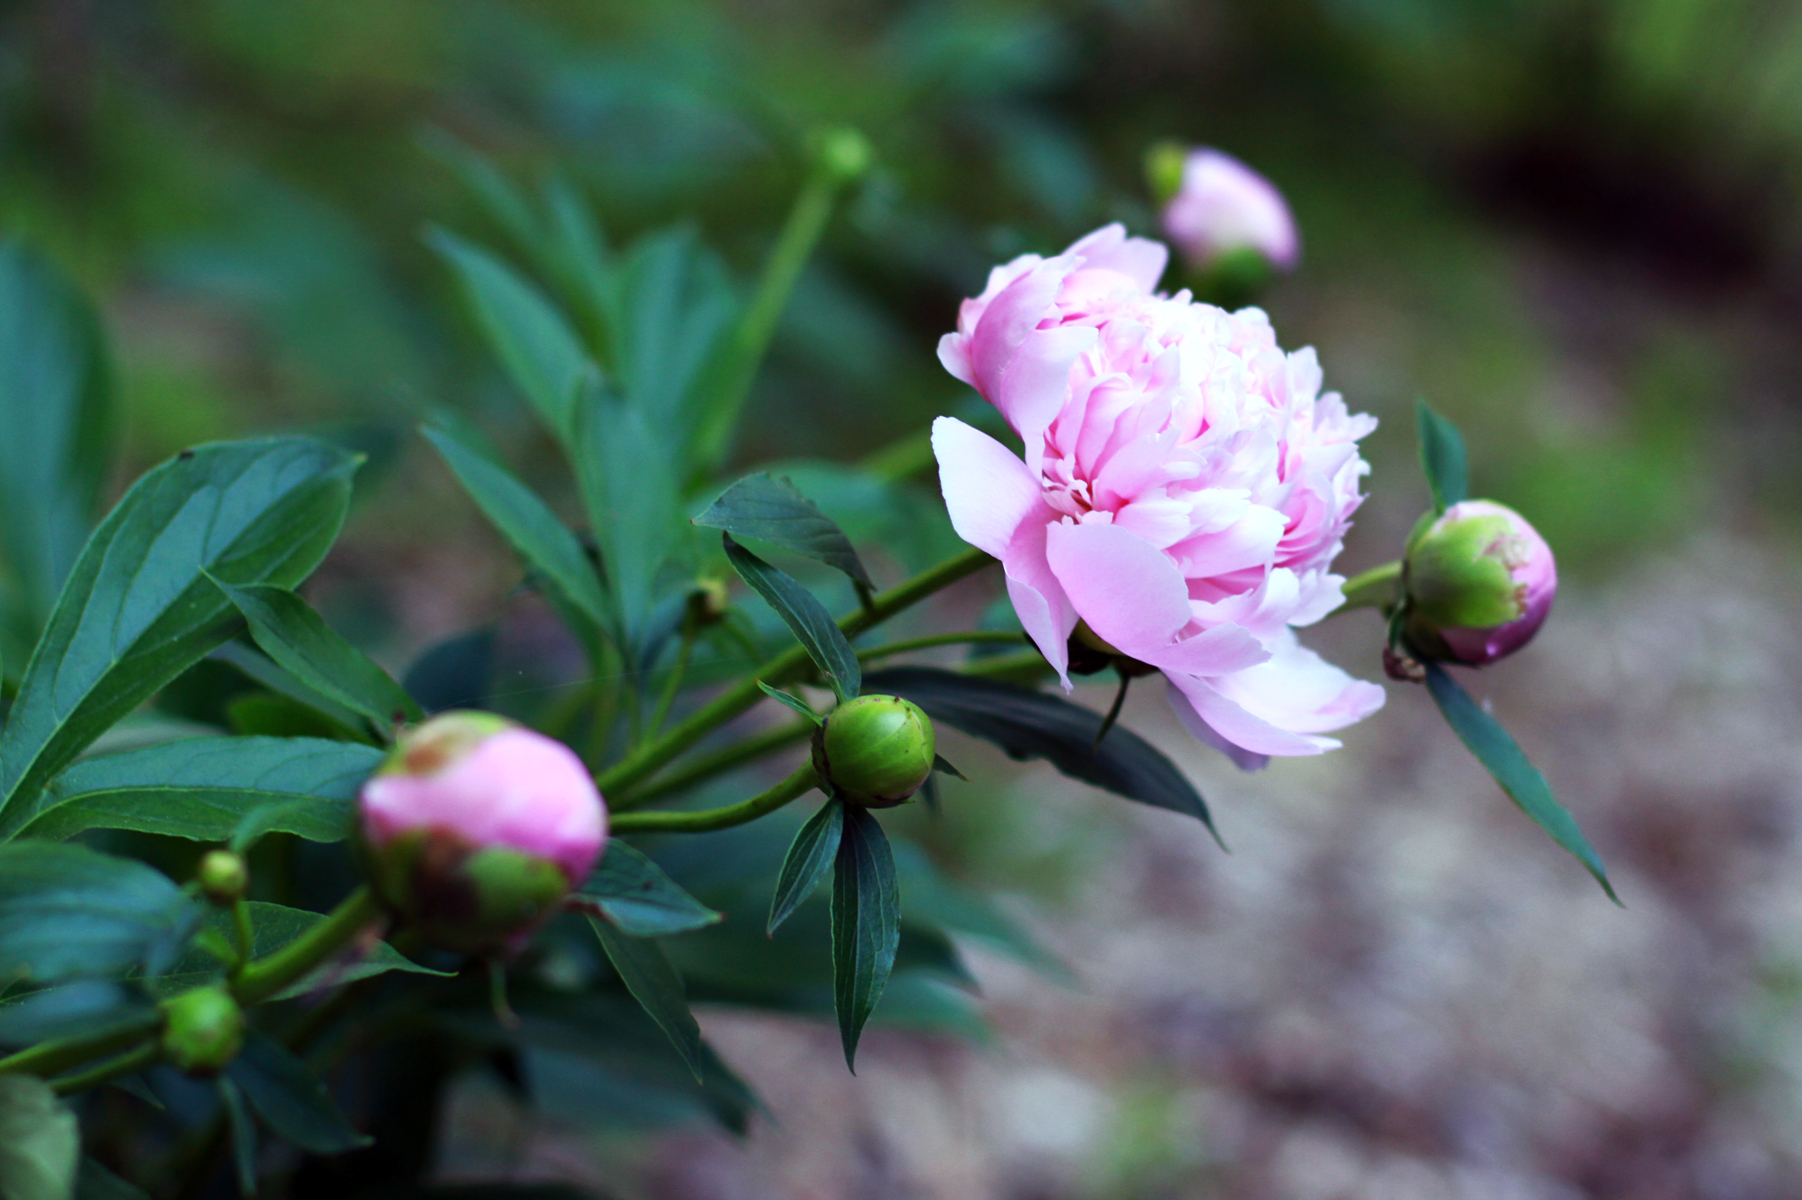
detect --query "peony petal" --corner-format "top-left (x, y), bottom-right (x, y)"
top-left (1166, 671), bottom-right (1337, 756)
top-left (1044, 520), bottom-right (1192, 657)
top-left (932, 417), bottom-right (1045, 559)
top-left (969, 255), bottom-right (1077, 403)
top-left (997, 324), bottom-right (1098, 472)
top-left (1206, 629), bottom-right (1387, 734)
top-left (1166, 683), bottom-right (1271, 772)
top-left (1066, 223), bottom-right (1169, 292)
top-left (1155, 622), bottom-right (1269, 676)
top-left (1003, 520), bottom-right (1077, 687)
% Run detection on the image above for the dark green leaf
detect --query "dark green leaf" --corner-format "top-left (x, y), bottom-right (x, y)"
top-left (931, 755), bottom-right (968, 781)
top-left (230, 1032), bottom-right (371, 1155)
top-left (211, 640), bottom-right (369, 736)
top-left (757, 681), bottom-right (821, 726)
top-left (157, 903), bottom-right (448, 999)
top-left (1415, 397), bottom-right (1468, 514)
top-left (768, 799), bottom-right (842, 935)
top-left (865, 667), bottom-right (1218, 840)
top-left (0, 242), bottom-right (114, 636)
top-left (694, 474), bottom-right (874, 590)
top-left (0, 982), bottom-right (156, 1048)
top-left (604, 226), bottom-right (736, 431)
top-left (0, 843), bottom-right (188, 985)
top-left (831, 805), bottom-right (900, 1072)
top-left (76, 1157), bottom-right (149, 1200)
top-left (216, 1077), bottom-right (259, 1195)
top-left (587, 916), bottom-right (704, 1082)
top-left (574, 842), bottom-right (721, 937)
top-left (210, 580), bottom-right (421, 733)
top-left (723, 534), bottom-right (860, 703)
top-left (403, 626), bottom-right (497, 714)
top-left (428, 227), bottom-right (593, 442)
top-left (19, 736), bottom-right (378, 844)
top-left (572, 386), bottom-right (681, 648)
top-left (420, 422), bottom-right (609, 642)
top-left (0, 1075), bottom-right (79, 1200)
top-left (0, 437), bottom-right (358, 831)
top-left (1423, 662), bottom-right (1617, 902)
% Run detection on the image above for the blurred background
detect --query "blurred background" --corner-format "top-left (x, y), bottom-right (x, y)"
top-left (6, 0), bottom-right (1802, 1195)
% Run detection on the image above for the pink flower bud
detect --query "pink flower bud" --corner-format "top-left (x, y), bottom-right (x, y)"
top-left (358, 712), bottom-right (606, 954)
top-left (1404, 500), bottom-right (1557, 666)
top-left (1159, 148), bottom-right (1299, 273)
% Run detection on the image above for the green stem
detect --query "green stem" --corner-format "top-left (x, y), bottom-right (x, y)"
top-left (859, 429), bottom-right (935, 482)
top-left (957, 647), bottom-right (1055, 684)
top-left (595, 546), bottom-right (992, 798)
top-left (52, 1041), bottom-right (160, 1097)
top-left (644, 627), bottom-right (698, 742)
top-left (610, 764), bottom-right (820, 835)
top-left (229, 899), bottom-right (255, 981)
top-left (1333, 560), bottom-right (1403, 616)
top-left (0, 1016), bottom-right (159, 1081)
top-left (857, 630), bottom-right (1026, 662)
top-left (233, 886), bottom-right (382, 1006)
top-left (613, 720), bottom-right (816, 810)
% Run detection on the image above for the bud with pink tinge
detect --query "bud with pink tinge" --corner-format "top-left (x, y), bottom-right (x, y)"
top-left (1150, 143), bottom-right (1300, 275)
top-left (358, 712), bottom-right (607, 954)
top-left (1403, 500), bottom-right (1557, 666)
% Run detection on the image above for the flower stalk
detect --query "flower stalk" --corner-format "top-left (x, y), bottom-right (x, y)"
top-left (609, 762), bottom-right (821, 835)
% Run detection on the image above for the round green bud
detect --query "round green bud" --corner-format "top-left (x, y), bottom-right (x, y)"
top-left (197, 850), bottom-right (249, 905)
top-left (1145, 140), bottom-right (1187, 206)
top-left (811, 694), bottom-right (936, 808)
top-left (811, 126), bottom-right (874, 185)
top-left (1402, 500), bottom-right (1556, 666)
top-left (160, 986), bottom-right (245, 1077)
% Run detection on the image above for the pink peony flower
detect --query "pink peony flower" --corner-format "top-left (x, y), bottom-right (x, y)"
top-left (1160, 148), bottom-right (1299, 272)
top-left (933, 224), bottom-right (1384, 764)
top-left (1403, 499), bottom-right (1556, 667)
top-left (360, 712), bottom-right (606, 952)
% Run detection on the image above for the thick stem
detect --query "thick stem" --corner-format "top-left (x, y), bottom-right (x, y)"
top-left (0, 1016), bottom-right (158, 1081)
top-left (1332, 560), bottom-right (1403, 616)
top-left (233, 886), bottom-right (382, 1006)
top-left (595, 546), bottom-right (992, 798)
top-left (612, 720), bottom-right (815, 810)
top-left (610, 763), bottom-right (820, 835)
top-left (857, 630), bottom-right (1026, 662)
top-left (52, 1041), bottom-right (160, 1097)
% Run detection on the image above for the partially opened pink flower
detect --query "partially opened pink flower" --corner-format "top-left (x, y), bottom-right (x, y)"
top-left (934, 224), bottom-right (1384, 764)
top-left (1161, 148), bottom-right (1299, 272)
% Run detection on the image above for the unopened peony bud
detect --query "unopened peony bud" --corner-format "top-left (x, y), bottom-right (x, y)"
top-left (358, 712), bottom-right (607, 955)
top-left (812, 126), bottom-right (873, 185)
top-left (1403, 500), bottom-right (1556, 666)
top-left (160, 986), bottom-right (244, 1076)
top-left (197, 850), bottom-right (249, 905)
top-left (811, 695), bottom-right (935, 808)
top-left (1157, 147), bottom-right (1299, 274)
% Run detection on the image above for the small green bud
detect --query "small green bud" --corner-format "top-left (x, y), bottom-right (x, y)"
top-left (685, 577), bottom-right (731, 629)
top-left (1145, 140), bottom-right (1187, 206)
top-left (197, 850), bottom-right (249, 905)
top-left (1402, 500), bottom-right (1556, 666)
top-left (811, 126), bottom-right (874, 185)
top-left (811, 694), bottom-right (936, 808)
top-left (160, 986), bottom-right (244, 1077)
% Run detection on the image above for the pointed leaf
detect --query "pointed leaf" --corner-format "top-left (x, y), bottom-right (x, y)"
top-left (931, 754), bottom-right (968, 781)
top-left (831, 805), bottom-right (900, 1071)
top-left (574, 842), bottom-right (721, 937)
top-left (605, 226), bottom-right (736, 429)
top-left (865, 666), bottom-right (1217, 839)
top-left (0, 1076), bottom-right (79, 1200)
top-left (571, 386), bottom-right (681, 648)
top-left (157, 903), bottom-right (448, 999)
top-left (0, 843), bottom-right (189, 985)
top-left (420, 423), bottom-right (609, 642)
top-left (229, 1032), bottom-right (371, 1155)
top-left (587, 916), bottom-right (705, 1081)
top-left (18, 736), bottom-right (379, 845)
top-left (76, 1157), bottom-right (149, 1200)
top-left (757, 681), bottom-right (822, 726)
top-left (694, 473), bottom-right (874, 590)
top-left (210, 579), bottom-right (421, 732)
top-left (1423, 662), bottom-right (1617, 901)
top-left (0, 437), bottom-right (357, 832)
top-left (768, 799), bottom-right (843, 935)
top-left (216, 1077), bottom-right (259, 1195)
top-left (723, 534), bottom-right (860, 703)
top-left (428, 227), bottom-right (592, 441)
top-left (1415, 398), bottom-right (1468, 514)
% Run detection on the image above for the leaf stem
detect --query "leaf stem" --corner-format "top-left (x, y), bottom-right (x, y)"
top-left (52, 1040), bottom-right (160, 1096)
top-left (612, 720), bottom-right (816, 810)
top-left (0, 1015), bottom-right (159, 1081)
top-left (233, 885), bottom-right (383, 1006)
top-left (595, 546), bottom-right (992, 797)
top-left (229, 898), bottom-right (255, 981)
top-left (644, 627), bottom-right (699, 742)
top-left (610, 763), bottom-right (821, 835)
top-left (1330, 560), bottom-right (1403, 616)
top-left (856, 630), bottom-right (1026, 662)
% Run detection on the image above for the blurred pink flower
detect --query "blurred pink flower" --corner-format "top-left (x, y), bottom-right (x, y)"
top-left (934, 224), bottom-right (1383, 762)
top-left (1161, 148), bottom-right (1299, 272)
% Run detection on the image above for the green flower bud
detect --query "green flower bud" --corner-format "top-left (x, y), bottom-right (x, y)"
top-left (160, 986), bottom-right (244, 1077)
top-left (1145, 140), bottom-right (1187, 207)
top-left (811, 694), bottom-right (936, 808)
top-left (811, 126), bottom-right (874, 185)
top-left (197, 850), bottom-right (249, 905)
top-left (1403, 500), bottom-right (1557, 667)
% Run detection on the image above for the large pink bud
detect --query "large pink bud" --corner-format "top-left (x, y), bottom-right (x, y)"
top-left (358, 712), bottom-right (606, 954)
top-left (1403, 500), bottom-right (1557, 666)
top-left (1153, 145), bottom-right (1299, 273)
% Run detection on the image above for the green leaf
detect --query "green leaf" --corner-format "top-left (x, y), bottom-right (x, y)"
top-left (229, 1032), bottom-right (371, 1155)
top-left (0, 843), bottom-right (189, 985)
top-left (209, 579), bottom-right (422, 733)
top-left (20, 737), bottom-right (379, 844)
top-left (402, 626), bottom-right (497, 714)
top-left (572, 386), bottom-right (681, 648)
top-left (1423, 662), bottom-right (1617, 902)
top-left (604, 226), bottom-right (736, 431)
top-left (722, 534), bottom-right (860, 703)
top-left (831, 804), bottom-right (900, 1072)
top-left (420, 422), bottom-right (609, 644)
top-left (0, 242), bottom-right (115, 637)
top-left (76, 1158), bottom-right (148, 1200)
top-left (865, 666), bottom-right (1218, 840)
top-left (768, 799), bottom-right (842, 935)
top-left (0, 437), bottom-right (358, 831)
top-left (573, 842), bottom-right (721, 937)
top-left (756, 681), bottom-right (821, 726)
top-left (0, 1075), bottom-right (79, 1200)
top-left (587, 916), bottom-right (705, 1082)
top-left (1415, 398), bottom-right (1468, 514)
top-left (0, 982), bottom-right (156, 1048)
top-left (157, 903), bottom-right (448, 999)
top-left (428, 226), bottom-right (594, 442)
top-left (217, 1076), bottom-right (259, 1196)
top-left (694, 474), bottom-right (874, 591)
